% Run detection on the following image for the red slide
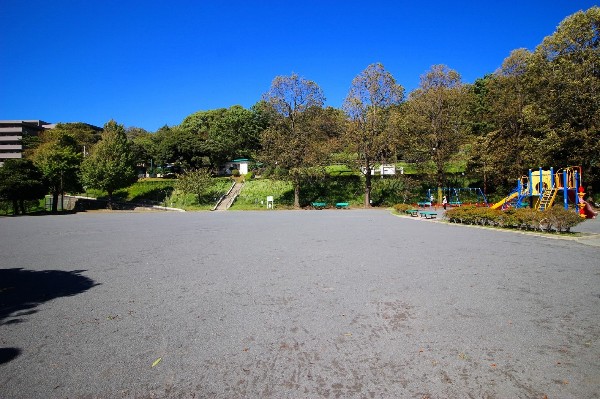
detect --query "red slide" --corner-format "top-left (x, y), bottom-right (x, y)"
top-left (583, 200), bottom-right (598, 219)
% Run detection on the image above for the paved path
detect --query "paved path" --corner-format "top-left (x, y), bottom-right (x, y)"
top-left (1, 210), bottom-right (599, 398)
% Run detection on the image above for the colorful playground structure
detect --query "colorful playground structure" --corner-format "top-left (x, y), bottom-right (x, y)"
top-left (490, 166), bottom-right (596, 219)
top-left (426, 187), bottom-right (488, 207)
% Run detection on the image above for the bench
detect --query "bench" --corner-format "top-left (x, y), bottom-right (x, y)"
top-left (335, 202), bottom-right (349, 209)
top-left (405, 209), bottom-right (419, 217)
top-left (449, 201), bottom-right (462, 207)
top-left (311, 202), bottom-right (327, 209)
top-left (419, 211), bottom-right (437, 219)
top-left (417, 201), bottom-right (432, 207)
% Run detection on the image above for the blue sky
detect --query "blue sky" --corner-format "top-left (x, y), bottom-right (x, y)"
top-left (1, 1), bottom-right (597, 132)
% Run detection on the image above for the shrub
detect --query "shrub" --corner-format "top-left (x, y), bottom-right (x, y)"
top-left (393, 203), bottom-right (412, 213)
top-left (544, 207), bottom-right (584, 232)
top-left (231, 169), bottom-right (240, 177)
top-left (244, 171), bottom-right (254, 181)
top-left (445, 205), bottom-right (583, 233)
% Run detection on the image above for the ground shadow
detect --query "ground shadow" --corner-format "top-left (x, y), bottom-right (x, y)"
top-left (0, 347), bottom-right (21, 364)
top-left (0, 268), bottom-right (99, 325)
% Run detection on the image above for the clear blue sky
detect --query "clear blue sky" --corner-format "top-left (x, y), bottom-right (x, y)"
top-left (1, 1), bottom-right (597, 132)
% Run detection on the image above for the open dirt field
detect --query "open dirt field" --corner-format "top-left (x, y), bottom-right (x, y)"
top-left (1, 210), bottom-right (599, 398)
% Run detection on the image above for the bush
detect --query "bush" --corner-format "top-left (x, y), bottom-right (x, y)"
top-left (445, 205), bottom-right (583, 233)
top-left (543, 207), bottom-right (585, 233)
top-left (231, 169), bottom-right (240, 177)
top-left (393, 203), bottom-right (413, 213)
top-left (244, 171), bottom-right (254, 181)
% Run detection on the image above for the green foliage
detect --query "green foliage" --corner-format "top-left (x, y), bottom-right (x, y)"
top-left (343, 62), bottom-right (404, 207)
top-left (370, 176), bottom-right (421, 206)
top-left (32, 132), bottom-right (83, 212)
top-left (233, 179), bottom-right (294, 209)
top-left (542, 207), bottom-right (585, 233)
top-left (393, 203), bottom-right (413, 213)
top-left (299, 175), bottom-right (363, 207)
top-left (179, 105), bottom-right (266, 168)
top-left (168, 177), bottom-right (231, 209)
top-left (81, 120), bottom-right (137, 203)
top-left (0, 159), bottom-right (48, 215)
top-left (445, 205), bottom-right (583, 233)
top-left (175, 169), bottom-right (212, 200)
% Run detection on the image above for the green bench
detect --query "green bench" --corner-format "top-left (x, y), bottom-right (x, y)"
top-left (335, 202), bottom-right (349, 209)
top-left (405, 209), bottom-right (419, 217)
top-left (311, 202), bottom-right (327, 209)
top-left (449, 201), bottom-right (462, 207)
top-left (419, 211), bottom-right (437, 219)
top-left (417, 201), bottom-right (432, 207)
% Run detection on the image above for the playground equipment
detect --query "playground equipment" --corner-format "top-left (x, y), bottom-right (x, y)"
top-left (490, 166), bottom-right (596, 219)
top-left (426, 187), bottom-right (488, 207)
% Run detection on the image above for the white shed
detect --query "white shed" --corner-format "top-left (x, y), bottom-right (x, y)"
top-left (222, 158), bottom-right (250, 175)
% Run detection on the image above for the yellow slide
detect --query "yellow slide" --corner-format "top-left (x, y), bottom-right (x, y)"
top-left (490, 191), bottom-right (519, 210)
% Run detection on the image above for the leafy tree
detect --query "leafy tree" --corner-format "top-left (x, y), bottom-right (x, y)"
top-left (0, 159), bottom-right (48, 215)
top-left (32, 133), bottom-right (83, 213)
top-left (126, 127), bottom-right (155, 175)
top-left (81, 120), bottom-right (137, 207)
top-left (175, 169), bottom-right (212, 203)
top-left (404, 64), bottom-right (470, 201)
top-left (152, 125), bottom-right (205, 171)
top-left (528, 6), bottom-right (600, 188)
top-left (467, 50), bottom-right (539, 193)
top-left (343, 63), bottom-right (404, 207)
top-left (179, 105), bottom-right (266, 169)
top-left (260, 73), bottom-right (327, 208)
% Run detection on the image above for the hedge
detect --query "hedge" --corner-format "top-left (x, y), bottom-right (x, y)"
top-left (444, 206), bottom-right (584, 233)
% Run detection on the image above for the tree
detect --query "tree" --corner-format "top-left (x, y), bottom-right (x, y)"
top-left (467, 50), bottom-right (539, 193)
top-left (404, 65), bottom-right (470, 201)
top-left (152, 125), bottom-right (205, 171)
top-left (343, 63), bottom-right (404, 207)
top-left (81, 120), bottom-right (137, 207)
top-left (179, 105), bottom-right (266, 170)
top-left (127, 127), bottom-right (155, 175)
top-left (32, 133), bottom-right (83, 213)
top-left (175, 169), bottom-right (212, 204)
top-left (260, 73), bottom-right (327, 208)
top-left (528, 6), bottom-right (600, 188)
top-left (0, 159), bottom-right (48, 215)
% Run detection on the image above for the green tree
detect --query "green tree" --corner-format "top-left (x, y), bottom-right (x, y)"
top-left (528, 6), bottom-right (600, 188)
top-left (180, 105), bottom-right (266, 169)
top-left (32, 133), bottom-right (83, 213)
top-left (467, 50), bottom-right (539, 193)
top-left (126, 127), bottom-right (155, 175)
top-left (0, 159), bottom-right (48, 215)
top-left (81, 120), bottom-right (137, 207)
top-left (404, 64), bottom-right (470, 201)
top-left (260, 73), bottom-right (327, 208)
top-left (175, 169), bottom-right (212, 203)
top-left (152, 125), bottom-right (205, 171)
top-left (343, 63), bottom-right (404, 207)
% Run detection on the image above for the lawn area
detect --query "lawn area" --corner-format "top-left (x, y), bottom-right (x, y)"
top-left (232, 179), bottom-right (294, 209)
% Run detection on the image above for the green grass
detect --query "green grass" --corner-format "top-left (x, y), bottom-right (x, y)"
top-left (168, 178), bottom-right (233, 210)
top-left (84, 179), bottom-right (177, 203)
top-left (232, 179), bottom-right (294, 209)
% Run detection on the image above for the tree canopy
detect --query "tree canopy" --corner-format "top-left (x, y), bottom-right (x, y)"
top-left (81, 120), bottom-right (137, 206)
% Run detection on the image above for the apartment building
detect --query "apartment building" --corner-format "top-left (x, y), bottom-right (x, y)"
top-left (0, 120), bottom-right (51, 165)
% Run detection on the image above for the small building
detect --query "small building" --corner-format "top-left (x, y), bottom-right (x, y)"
top-left (221, 158), bottom-right (251, 175)
top-left (361, 164), bottom-right (396, 176)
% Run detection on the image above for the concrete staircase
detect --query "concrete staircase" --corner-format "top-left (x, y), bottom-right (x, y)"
top-left (214, 181), bottom-right (243, 211)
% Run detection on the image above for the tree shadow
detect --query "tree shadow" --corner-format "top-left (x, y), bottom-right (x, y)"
top-left (0, 347), bottom-right (21, 364)
top-left (0, 268), bottom-right (99, 325)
